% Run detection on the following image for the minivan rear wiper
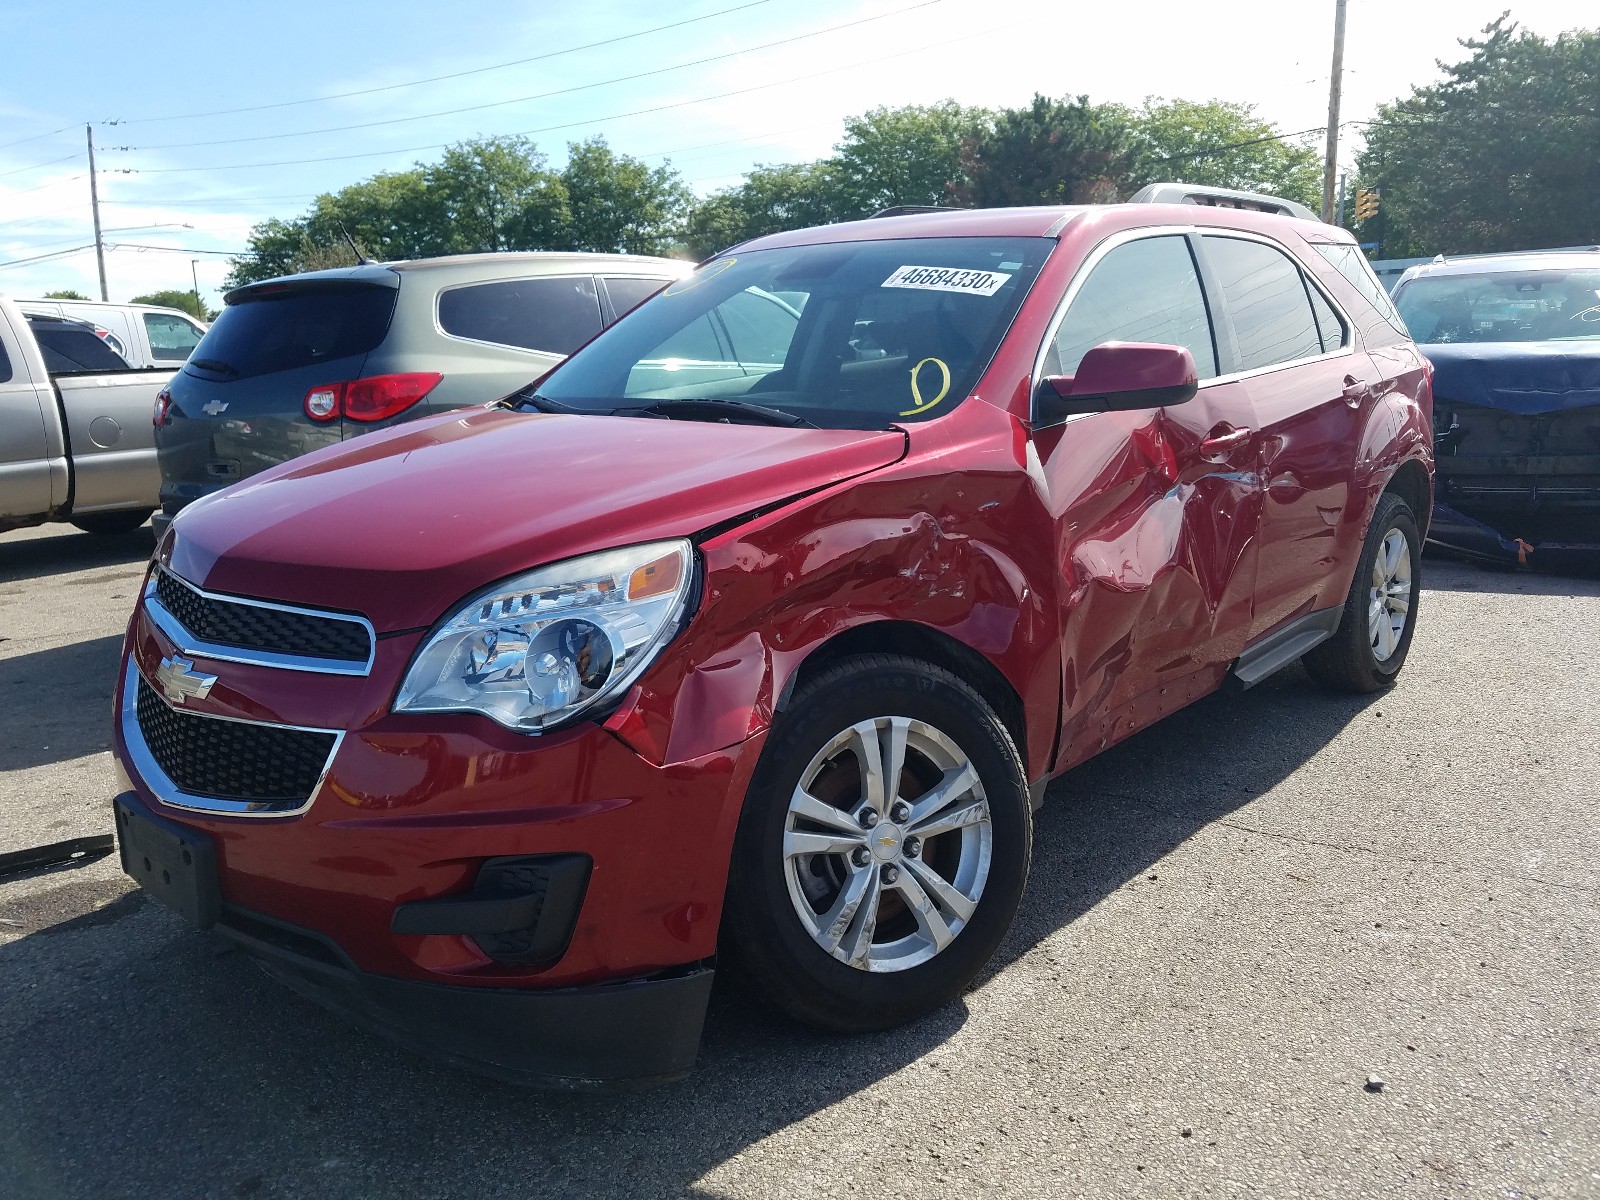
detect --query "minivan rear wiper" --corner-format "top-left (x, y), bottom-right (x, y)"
top-left (188, 358), bottom-right (238, 377)
top-left (626, 397), bottom-right (816, 428)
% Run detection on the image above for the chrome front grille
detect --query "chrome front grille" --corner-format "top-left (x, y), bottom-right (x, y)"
top-left (144, 567), bottom-right (375, 675)
top-left (123, 670), bottom-right (342, 818)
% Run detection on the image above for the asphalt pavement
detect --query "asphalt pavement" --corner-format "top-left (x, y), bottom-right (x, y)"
top-left (1, 521), bottom-right (1596, 1199)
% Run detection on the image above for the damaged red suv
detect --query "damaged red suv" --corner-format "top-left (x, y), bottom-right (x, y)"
top-left (112, 189), bottom-right (1433, 1088)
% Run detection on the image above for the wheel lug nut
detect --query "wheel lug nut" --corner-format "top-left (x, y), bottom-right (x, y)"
top-left (852, 846), bottom-right (871, 867)
top-left (859, 809), bottom-right (879, 829)
top-left (882, 866), bottom-right (899, 884)
top-left (890, 801), bottom-right (911, 823)
top-left (904, 837), bottom-right (921, 859)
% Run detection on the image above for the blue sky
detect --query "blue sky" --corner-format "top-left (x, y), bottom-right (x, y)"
top-left (1, 0), bottom-right (1593, 305)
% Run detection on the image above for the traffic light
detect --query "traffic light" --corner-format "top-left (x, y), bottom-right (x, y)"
top-left (1355, 188), bottom-right (1381, 222)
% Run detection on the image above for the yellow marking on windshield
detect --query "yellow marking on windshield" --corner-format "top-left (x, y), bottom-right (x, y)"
top-left (900, 357), bottom-right (951, 417)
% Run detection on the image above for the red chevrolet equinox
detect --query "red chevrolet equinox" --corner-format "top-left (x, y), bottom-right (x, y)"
top-left (112, 191), bottom-right (1433, 1088)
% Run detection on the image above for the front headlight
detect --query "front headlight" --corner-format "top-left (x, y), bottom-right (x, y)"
top-left (394, 540), bottom-right (695, 732)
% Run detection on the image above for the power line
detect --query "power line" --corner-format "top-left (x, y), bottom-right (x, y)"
top-left (0, 245), bottom-right (95, 270)
top-left (126, 15), bottom-right (1027, 177)
top-left (112, 0), bottom-right (777, 125)
top-left (1150, 125), bottom-right (1327, 164)
top-left (4, 173), bottom-right (87, 196)
top-left (124, 1), bottom-right (940, 152)
top-left (108, 243), bottom-right (251, 255)
top-left (0, 124), bottom-right (77, 152)
top-left (0, 151), bottom-right (79, 179)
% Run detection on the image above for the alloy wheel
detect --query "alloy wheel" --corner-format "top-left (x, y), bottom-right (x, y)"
top-left (1368, 527), bottom-right (1413, 662)
top-left (782, 715), bottom-right (993, 973)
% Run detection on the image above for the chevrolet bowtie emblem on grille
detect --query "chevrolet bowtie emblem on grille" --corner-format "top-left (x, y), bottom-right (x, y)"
top-left (155, 655), bottom-right (216, 705)
top-left (201, 399), bottom-right (228, 416)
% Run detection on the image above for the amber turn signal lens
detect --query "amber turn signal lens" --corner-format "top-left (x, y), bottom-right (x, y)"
top-left (628, 551), bottom-right (684, 600)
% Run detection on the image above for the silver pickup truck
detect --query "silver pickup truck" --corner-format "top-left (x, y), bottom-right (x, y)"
top-left (1, 296), bottom-right (173, 536)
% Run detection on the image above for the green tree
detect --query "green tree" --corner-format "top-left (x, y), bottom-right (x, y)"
top-left (832, 101), bottom-right (992, 213)
top-left (683, 161), bottom-right (849, 259)
top-left (1126, 98), bottom-right (1320, 208)
top-left (130, 289), bottom-right (213, 320)
top-left (417, 137), bottom-right (568, 255)
top-left (953, 94), bottom-right (1137, 207)
top-left (43, 289), bottom-right (90, 300)
top-left (1358, 17), bottom-right (1600, 256)
top-left (557, 137), bottom-right (691, 255)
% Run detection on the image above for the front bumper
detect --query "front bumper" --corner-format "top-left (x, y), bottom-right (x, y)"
top-left (112, 595), bottom-right (767, 1086)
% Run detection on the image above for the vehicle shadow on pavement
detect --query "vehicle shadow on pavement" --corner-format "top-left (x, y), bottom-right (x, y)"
top-left (1423, 554), bottom-right (1600, 595)
top-left (0, 667), bottom-right (1377, 1200)
top-left (0, 526), bottom-right (155, 585)
top-left (0, 635), bottom-right (124, 771)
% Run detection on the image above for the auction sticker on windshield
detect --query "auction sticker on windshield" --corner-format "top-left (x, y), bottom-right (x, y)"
top-left (882, 265), bottom-right (1012, 297)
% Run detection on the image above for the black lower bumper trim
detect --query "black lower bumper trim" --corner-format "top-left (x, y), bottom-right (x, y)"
top-left (215, 905), bottom-right (712, 1090)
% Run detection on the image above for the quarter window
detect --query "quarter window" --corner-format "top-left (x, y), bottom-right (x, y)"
top-left (1315, 243), bottom-right (1409, 337)
top-left (438, 276), bottom-right (603, 356)
top-left (1049, 236), bottom-right (1218, 379)
top-left (1202, 236), bottom-right (1323, 371)
top-left (144, 313), bottom-right (203, 361)
top-left (602, 276), bottom-right (668, 319)
top-left (1306, 281), bottom-right (1348, 353)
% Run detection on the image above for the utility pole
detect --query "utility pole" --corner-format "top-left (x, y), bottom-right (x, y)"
top-left (191, 259), bottom-right (203, 318)
top-left (1336, 172), bottom-right (1348, 229)
top-left (85, 123), bottom-right (108, 301)
top-left (1321, 0), bottom-right (1347, 223)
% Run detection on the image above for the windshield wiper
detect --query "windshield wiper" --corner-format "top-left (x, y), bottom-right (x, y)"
top-left (498, 388), bottom-right (582, 415)
top-left (626, 397), bottom-right (816, 429)
top-left (188, 358), bottom-right (238, 377)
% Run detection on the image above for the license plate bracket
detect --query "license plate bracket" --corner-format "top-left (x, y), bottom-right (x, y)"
top-left (113, 792), bottom-right (221, 929)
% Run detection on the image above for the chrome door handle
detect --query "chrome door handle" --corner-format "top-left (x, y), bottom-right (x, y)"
top-left (1342, 375), bottom-right (1371, 407)
top-left (1199, 427), bottom-right (1252, 462)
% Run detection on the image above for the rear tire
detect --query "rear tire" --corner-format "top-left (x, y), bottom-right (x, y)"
top-left (1303, 492), bottom-right (1421, 692)
top-left (70, 509), bottom-right (152, 536)
top-left (721, 653), bottom-right (1031, 1033)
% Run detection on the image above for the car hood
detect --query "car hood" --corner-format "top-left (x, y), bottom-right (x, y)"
top-left (166, 408), bottom-right (907, 631)
top-left (1423, 341), bottom-right (1600, 415)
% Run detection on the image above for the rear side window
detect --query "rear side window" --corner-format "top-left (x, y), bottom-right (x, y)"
top-left (438, 276), bottom-right (603, 355)
top-left (1315, 243), bottom-right (1409, 337)
top-left (602, 276), bottom-right (668, 319)
top-left (31, 323), bottom-right (129, 373)
top-left (193, 286), bottom-right (397, 380)
top-left (1049, 235), bottom-right (1218, 378)
top-left (144, 312), bottom-right (203, 361)
top-left (1202, 236), bottom-right (1323, 371)
top-left (0, 335), bottom-right (11, 383)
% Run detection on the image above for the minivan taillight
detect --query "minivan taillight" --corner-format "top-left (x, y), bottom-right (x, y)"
top-left (153, 385), bottom-right (173, 426)
top-left (302, 372), bottom-right (443, 423)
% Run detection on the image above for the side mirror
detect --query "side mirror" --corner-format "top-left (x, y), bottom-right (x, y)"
top-left (1034, 341), bottom-right (1199, 427)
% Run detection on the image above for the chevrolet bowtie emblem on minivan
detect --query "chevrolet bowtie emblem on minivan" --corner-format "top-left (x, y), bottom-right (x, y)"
top-left (202, 400), bottom-right (228, 416)
top-left (155, 656), bottom-right (216, 704)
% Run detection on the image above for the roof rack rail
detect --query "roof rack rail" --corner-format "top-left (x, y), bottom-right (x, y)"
top-left (1129, 182), bottom-right (1318, 222)
top-left (869, 205), bottom-right (962, 219)
top-left (1429, 245), bottom-right (1600, 266)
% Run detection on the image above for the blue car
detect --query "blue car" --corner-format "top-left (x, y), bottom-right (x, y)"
top-left (1392, 249), bottom-right (1600, 567)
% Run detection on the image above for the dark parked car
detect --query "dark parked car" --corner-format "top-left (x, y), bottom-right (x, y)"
top-left (153, 252), bottom-right (689, 535)
top-left (1392, 248), bottom-right (1600, 565)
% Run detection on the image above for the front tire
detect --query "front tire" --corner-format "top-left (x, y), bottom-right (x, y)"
top-left (1303, 491), bottom-right (1422, 692)
top-left (70, 509), bottom-right (152, 536)
top-left (721, 653), bottom-right (1031, 1033)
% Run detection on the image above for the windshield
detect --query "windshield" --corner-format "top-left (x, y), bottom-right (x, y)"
top-left (1394, 267), bottom-right (1600, 344)
top-left (535, 236), bottom-right (1050, 429)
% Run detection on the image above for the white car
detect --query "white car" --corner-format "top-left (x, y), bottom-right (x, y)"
top-left (17, 298), bottom-right (206, 368)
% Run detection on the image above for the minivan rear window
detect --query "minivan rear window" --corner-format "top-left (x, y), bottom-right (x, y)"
top-left (188, 285), bottom-right (397, 380)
